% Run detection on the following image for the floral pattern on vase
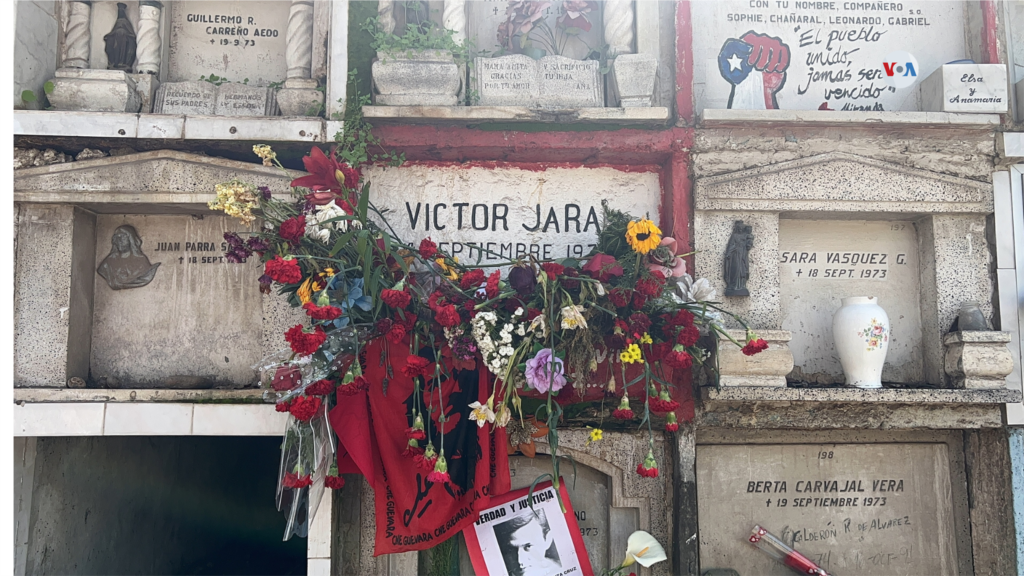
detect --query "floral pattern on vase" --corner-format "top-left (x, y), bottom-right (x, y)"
top-left (857, 318), bottom-right (888, 351)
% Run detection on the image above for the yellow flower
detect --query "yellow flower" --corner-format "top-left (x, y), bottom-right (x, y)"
top-left (253, 144), bottom-right (277, 167)
top-left (209, 179), bottom-right (259, 224)
top-left (626, 218), bottom-right (662, 254)
top-left (639, 333), bottom-right (653, 345)
top-left (589, 427), bottom-right (603, 442)
top-left (619, 343), bottom-right (644, 364)
top-left (436, 257), bottom-right (459, 281)
top-left (297, 277), bottom-right (314, 304)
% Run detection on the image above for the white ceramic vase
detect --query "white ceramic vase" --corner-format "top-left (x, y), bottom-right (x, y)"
top-left (832, 296), bottom-right (890, 389)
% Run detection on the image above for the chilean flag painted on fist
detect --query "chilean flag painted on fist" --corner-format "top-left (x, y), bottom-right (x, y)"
top-left (718, 30), bottom-right (791, 109)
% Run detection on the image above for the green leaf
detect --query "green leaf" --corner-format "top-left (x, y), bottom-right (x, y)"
top-left (357, 182), bottom-right (370, 222)
top-left (526, 473), bottom-right (554, 512)
top-left (20, 90), bottom-right (36, 103)
top-left (43, 81), bottom-right (54, 95)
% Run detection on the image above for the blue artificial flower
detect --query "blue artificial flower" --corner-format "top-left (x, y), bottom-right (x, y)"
top-left (333, 277), bottom-right (372, 328)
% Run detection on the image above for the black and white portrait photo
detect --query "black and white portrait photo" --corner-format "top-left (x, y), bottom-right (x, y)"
top-left (464, 481), bottom-right (592, 576)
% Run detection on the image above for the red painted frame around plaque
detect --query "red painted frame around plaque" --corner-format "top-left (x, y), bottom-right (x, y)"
top-left (463, 479), bottom-right (594, 576)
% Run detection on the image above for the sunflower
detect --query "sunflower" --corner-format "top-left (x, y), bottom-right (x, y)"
top-left (626, 218), bottom-right (662, 254)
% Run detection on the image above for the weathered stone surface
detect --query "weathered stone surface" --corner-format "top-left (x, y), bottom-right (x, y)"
top-left (697, 443), bottom-right (958, 575)
top-left (153, 81), bottom-right (217, 115)
top-left (128, 72), bottom-right (160, 114)
top-left (75, 148), bottom-right (107, 162)
top-left (921, 64), bottom-right (1009, 113)
top-left (943, 331), bottom-right (1014, 389)
top-left (14, 148), bottom-right (71, 170)
top-left (90, 214), bottom-right (263, 388)
top-left (372, 50), bottom-right (461, 107)
top-left (166, 0), bottom-right (290, 85)
top-left (612, 53), bottom-right (658, 107)
top-left (47, 68), bottom-right (142, 113)
top-left (214, 83), bottom-right (276, 116)
top-left (276, 77), bottom-right (325, 116)
top-left (717, 329), bottom-right (792, 387)
top-left (474, 55), bottom-right (602, 108)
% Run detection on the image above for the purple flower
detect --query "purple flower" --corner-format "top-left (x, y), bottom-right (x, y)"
top-left (224, 231), bottom-right (245, 249)
top-left (246, 236), bottom-right (270, 253)
top-left (508, 266), bottom-right (537, 297)
top-left (525, 348), bottom-right (566, 394)
top-left (258, 186), bottom-right (272, 200)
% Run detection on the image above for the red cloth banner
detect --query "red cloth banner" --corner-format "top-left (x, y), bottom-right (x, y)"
top-left (330, 341), bottom-right (511, 555)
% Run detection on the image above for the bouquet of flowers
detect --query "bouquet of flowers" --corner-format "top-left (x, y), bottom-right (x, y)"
top-left (211, 145), bottom-right (767, 532)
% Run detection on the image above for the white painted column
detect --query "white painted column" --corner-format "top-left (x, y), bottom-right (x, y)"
top-left (325, 0), bottom-right (349, 121)
top-left (442, 0), bottom-right (466, 44)
top-left (287, 0), bottom-right (315, 79)
top-left (308, 488), bottom-right (333, 576)
top-left (135, 0), bottom-right (163, 75)
top-left (603, 0), bottom-right (635, 58)
top-left (62, 0), bottom-right (91, 68)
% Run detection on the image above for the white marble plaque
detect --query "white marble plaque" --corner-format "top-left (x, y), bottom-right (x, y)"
top-left (91, 215), bottom-right (262, 388)
top-left (153, 81), bottom-right (218, 115)
top-left (365, 164), bottom-right (660, 265)
top-left (214, 83), bottom-right (276, 116)
top-left (921, 64), bottom-right (1009, 113)
top-left (779, 220), bottom-right (923, 384)
top-left (697, 443), bottom-right (957, 576)
top-left (167, 1), bottom-right (289, 85)
top-left (474, 55), bottom-right (603, 108)
top-left (467, 1), bottom-right (603, 61)
top-left (691, 0), bottom-right (966, 112)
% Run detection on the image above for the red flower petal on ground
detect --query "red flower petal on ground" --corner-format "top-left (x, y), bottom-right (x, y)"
top-left (419, 238), bottom-right (438, 259)
top-left (303, 302), bottom-right (343, 321)
top-left (742, 338), bottom-right (769, 356)
top-left (486, 270), bottom-right (501, 299)
top-left (264, 256), bottom-right (302, 285)
top-left (279, 216), bottom-right (306, 244)
top-left (284, 325), bottom-right (327, 356)
top-left (325, 475), bottom-right (346, 490)
top-left (381, 289), bottom-right (412, 309)
top-left (460, 269), bottom-right (486, 290)
top-left (402, 355), bottom-right (431, 378)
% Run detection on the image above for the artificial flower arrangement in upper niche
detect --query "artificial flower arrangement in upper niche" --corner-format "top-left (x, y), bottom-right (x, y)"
top-left (211, 144), bottom-right (767, 541)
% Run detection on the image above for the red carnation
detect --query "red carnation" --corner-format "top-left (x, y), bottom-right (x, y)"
top-left (636, 462), bottom-right (659, 478)
top-left (288, 395), bottom-right (322, 421)
top-left (305, 379), bottom-right (336, 396)
top-left (398, 312), bottom-right (417, 330)
top-left (338, 375), bottom-right (370, 395)
top-left (664, 309), bottom-right (695, 328)
top-left (414, 453), bottom-right (438, 472)
top-left (403, 439), bottom-right (424, 458)
top-left (385, 323), bottom-right (408, 345)
top-left (666, 421), bottom-right (680, 432)
top-left (631, 291), bottom-right (648, 309)
top-left (649, 397), bottom-right (680, 414)
top-left (665, 347), bottom-right (693, 370)
top-left (541, 262), bottom-right (565, 280)
top-left (608, 288), bottom-right (631, 308)
top-left (485, 270), bottom-right (501, 299)
top-left (275, 401), bottom-right (290, 413)
top-left (460, 269), bottom-right (486, 290)
top-left (279, 215), bottom-right (306, 245)
top-left (283, 472), bottom-right (313, 488)
top-left (677, 324), bottom-right (700, 347)
top-left (303, 302), bottom-right (343, 321)
top-left (402, 355), bottom-right (431, 378)
top-left (435, 305), bottom-right (461, 328)
top-left (325, 475), bottom-right (346, 490)
top-left (647, 341), bottom-right (671, 362)
top-left (526, 308), bottom-right (542, 321)
top-left (381, 289), bottom-right (411, 309)
top-left (427, 470), bottom-right (451, 485)
top-left (636, 276), bottom-right (663, 298)
top-left (742, 338), bottom-right (769, 356)
top-left (612, 408), bottom-right (635, 420)
top-left (285, 324), bottom-right (327, 356)
top-left (419, 238), bottom-right (438, 259)
top-left (265, 256), bottom-right (302, 285)
top-left (628, 313), bottom-right (652, 337)
top-left (406, 427), bottom-right (427, 441)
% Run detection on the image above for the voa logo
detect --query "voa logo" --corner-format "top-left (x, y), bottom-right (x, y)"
top-left (882, 51), bottom-right (919, 89)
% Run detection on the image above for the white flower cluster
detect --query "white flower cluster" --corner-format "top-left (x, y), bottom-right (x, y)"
top-left (304, 201), bottom-right (361, 244)
top-left (471, 311), bottom-right (517, 375)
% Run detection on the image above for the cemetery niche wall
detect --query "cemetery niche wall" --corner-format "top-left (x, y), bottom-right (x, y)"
top-left (13, 150), bottom-right (304, 389)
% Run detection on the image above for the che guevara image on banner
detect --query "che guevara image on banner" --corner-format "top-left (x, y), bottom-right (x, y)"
top-left (463, 480), bottom-right (594, 576)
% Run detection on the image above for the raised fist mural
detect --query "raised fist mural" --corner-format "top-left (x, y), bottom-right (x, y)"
top-left (718, 31), bottom-right (791, 109)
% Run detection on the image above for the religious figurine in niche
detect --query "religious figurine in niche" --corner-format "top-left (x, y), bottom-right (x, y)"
top-left (723, 220), bottom-right (754, 297)
top-left (97, 225), bottom-right (160, 290)
top-left (104, 3), bottom-right (137, 72)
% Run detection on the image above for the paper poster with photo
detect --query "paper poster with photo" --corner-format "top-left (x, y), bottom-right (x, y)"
top-left (463, 479), bottom-right (594, 576)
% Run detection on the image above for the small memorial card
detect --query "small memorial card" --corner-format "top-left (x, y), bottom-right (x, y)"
top-left (464, 480), bottom-right (593, 576)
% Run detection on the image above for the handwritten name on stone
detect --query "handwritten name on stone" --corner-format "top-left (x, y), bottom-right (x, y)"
top-left (153, 81), bottom-right (217, 114)
top-left (474, 55), bottom-right (602, 108)
top-left (214, 83), bottom-right (276, 116)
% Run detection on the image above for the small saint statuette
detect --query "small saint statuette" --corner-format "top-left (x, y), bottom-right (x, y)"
top-left (723, 220), bottom-right (753, 297)
top-left (104, 3), bottom-right (137, 72)
top-left (97, 225), bottom-right (160, 290)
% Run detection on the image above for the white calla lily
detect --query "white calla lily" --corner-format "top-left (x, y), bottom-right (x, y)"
top-left (621, 530), bottom-right (668, 568)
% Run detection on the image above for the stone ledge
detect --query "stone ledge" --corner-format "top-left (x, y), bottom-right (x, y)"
top-left (362, 105), bottom-right (671, 126)
top-left (700, 108), bottom-right (1001, 129)
top-left (13, 110), bottom-right (334, 142)
top-left (13, 388), bottom-right (268, 404)
top-left (701, 386), bottom-right (1021, 404)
